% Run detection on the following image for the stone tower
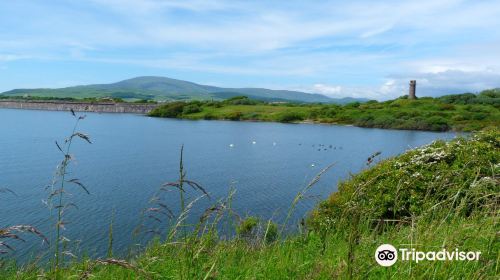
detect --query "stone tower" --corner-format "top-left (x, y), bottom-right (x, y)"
top-left (409, 80), bottom-right (416, 99)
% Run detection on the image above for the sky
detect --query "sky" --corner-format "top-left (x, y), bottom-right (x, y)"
top-left (1, 0), bottom-right (500, 100)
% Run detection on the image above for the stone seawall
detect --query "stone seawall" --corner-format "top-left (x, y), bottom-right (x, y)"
top-left (0, 100), bottom-right (159, 114)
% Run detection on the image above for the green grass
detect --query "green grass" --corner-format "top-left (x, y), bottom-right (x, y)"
top-left (3, 215), bottom-right (496, 279)
top-left (149, 92), bottom-right (500, 132)
top-left (1, 126), bottom-right (498, 279)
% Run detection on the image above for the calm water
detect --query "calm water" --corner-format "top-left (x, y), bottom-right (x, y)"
top-left (0, 109), bottom-right (457, 260)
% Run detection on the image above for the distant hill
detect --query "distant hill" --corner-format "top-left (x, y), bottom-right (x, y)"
top-left (0, 76), bottom-right (368, 104)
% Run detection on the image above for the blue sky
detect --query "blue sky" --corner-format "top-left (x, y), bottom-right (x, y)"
top-left (1, 0), bottom-right (500, 99)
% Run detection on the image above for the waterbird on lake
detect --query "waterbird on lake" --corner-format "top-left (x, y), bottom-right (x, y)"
top-left (229, 144), bottom-right (234, 148)
top-left (252, 141), bottom-right (257, 144)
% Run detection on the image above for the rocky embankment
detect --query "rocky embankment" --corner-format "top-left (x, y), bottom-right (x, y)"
top-left (0, 100), bottom-right (159, 114)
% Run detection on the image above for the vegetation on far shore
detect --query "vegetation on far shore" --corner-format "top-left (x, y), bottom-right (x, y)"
top-left (1, 107), bottom-right (498, 279)
top-left (2, 88), bottom-right (498, 132)
top-left (148, 89), bottom-right (500, 132)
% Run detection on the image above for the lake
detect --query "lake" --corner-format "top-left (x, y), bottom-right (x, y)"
top-left (0, 109), bottom-right (458, 260)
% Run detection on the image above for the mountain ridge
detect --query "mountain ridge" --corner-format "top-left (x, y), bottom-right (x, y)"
top-left (0, 76), bottom-right (369, 104)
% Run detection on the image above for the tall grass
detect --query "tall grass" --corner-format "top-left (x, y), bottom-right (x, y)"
top-left (46, 110), bottom-right (92, 274)
top-left (1, 189), bottom-right (48, 267)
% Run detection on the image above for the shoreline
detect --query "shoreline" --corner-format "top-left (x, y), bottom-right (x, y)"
top-left (1, 99), bottom-right (492, 133)
top-left (159, 115), bottom-right (465, 132)
top-left (0, 100), bottom-right (465, 133)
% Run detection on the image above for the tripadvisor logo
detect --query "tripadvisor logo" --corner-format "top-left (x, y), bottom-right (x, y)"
top-left (375, 244), bottom-right (481, 267)
top-left (375, 244), bottom-right (398, 266)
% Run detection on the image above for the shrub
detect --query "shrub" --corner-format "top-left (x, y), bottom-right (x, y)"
top-left (307, 109), bottom-right (320, 119)
top-left (478, 88), bottom-right (500, 98)
top-left (309, 129), bottom-right (499, 231)
top-left (264, 221), bottom-right (278, 243)
top-left (224, 96), bottom-right (259, 105)
top-left (203, 113), bottom-right (216, 120)
top-left (325, 108), bottom-right (338, 118)
top-left (244, 112), bottom-right (261, 120)
top-left (438, 103), bottom-right (455, 110)
top-left (149, 102), bottom-right (186, 118)
top-left (225, 111), bottom-right (243, 120)
top-left (438, 93), bottom-right (476, 104)
top-left (237, 217), bottom-right (259, 238)
top-left (277, 112), bottom-right (304, 123)
top-left (371, 115), bottom-right (399, 128)
top-left (421, 116), bottom-right (450, 131)
top-left (344, 102), bottom-right (361, 108)
top-left (472, 113), bottom-right (488, 120)
top-left (182, 104), bottom-right (202, 115)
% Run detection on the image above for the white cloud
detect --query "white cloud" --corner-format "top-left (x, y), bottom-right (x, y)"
top-left (360, 25), bottom-right (393, 38)
top-left (0, 54), bottom-right (31, 61)
top-left (293, 84), bottom-right (382, 99)
top-left (311, 84), bottom-right (342, 96)
top-left (296, 68), bottom-right (500, 100)
top-left (1, 0), bottom-right (500, 97)
top-left (11, 0), bottom-right (498, 53)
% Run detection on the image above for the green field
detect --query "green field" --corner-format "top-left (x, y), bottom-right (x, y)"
top-left (149, 89), bottom-right (500, 132)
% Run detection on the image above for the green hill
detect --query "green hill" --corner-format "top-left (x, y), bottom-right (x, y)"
top-left (0, 76), bottom-right (365, 104)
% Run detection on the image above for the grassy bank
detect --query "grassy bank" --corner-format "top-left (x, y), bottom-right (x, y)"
top-left (1, 123), bottom-right (498, 278)
top-left (149, 89), bottom-right (500, 131)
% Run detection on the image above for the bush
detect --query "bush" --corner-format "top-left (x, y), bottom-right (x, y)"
top-left (237, 217), bottom-right (259, 238)
top-left (472, 113), bottom-right (488, 120)
top-left (371, 115), bottom-right (398, 128)
top-left (325, 108), bottom-right (338, 118)
top-left (244, 112), bottom-right (261, 120)
top-left (438, 93), bottom-right (476, 104)
top-left (438, 103), bottom-right (455, 110)
top-left (277, 112), bottom-right (304, 123)
top-left (148, 102), bottom-right (186, 117)
top-left (345, 102), bottom-right (361, 108)
top-left (182, 104), bottom-right (202, 114)
top-left (478, 88), bottom-right (500, 98)
top-left (224, 96), bottom-right (259, 105)
top-left (426, 116), bottom-right (450, 131)
top-left (309, 129), bottom-right (499, 231)
top-left (264, 221), bottom-right (278, 243)
top-left (203, 112), bottom-right (216, 120)
top-left (307, 109), bottom-right (320, 119)
top-left (225, 111), bottom-right (243, 120)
